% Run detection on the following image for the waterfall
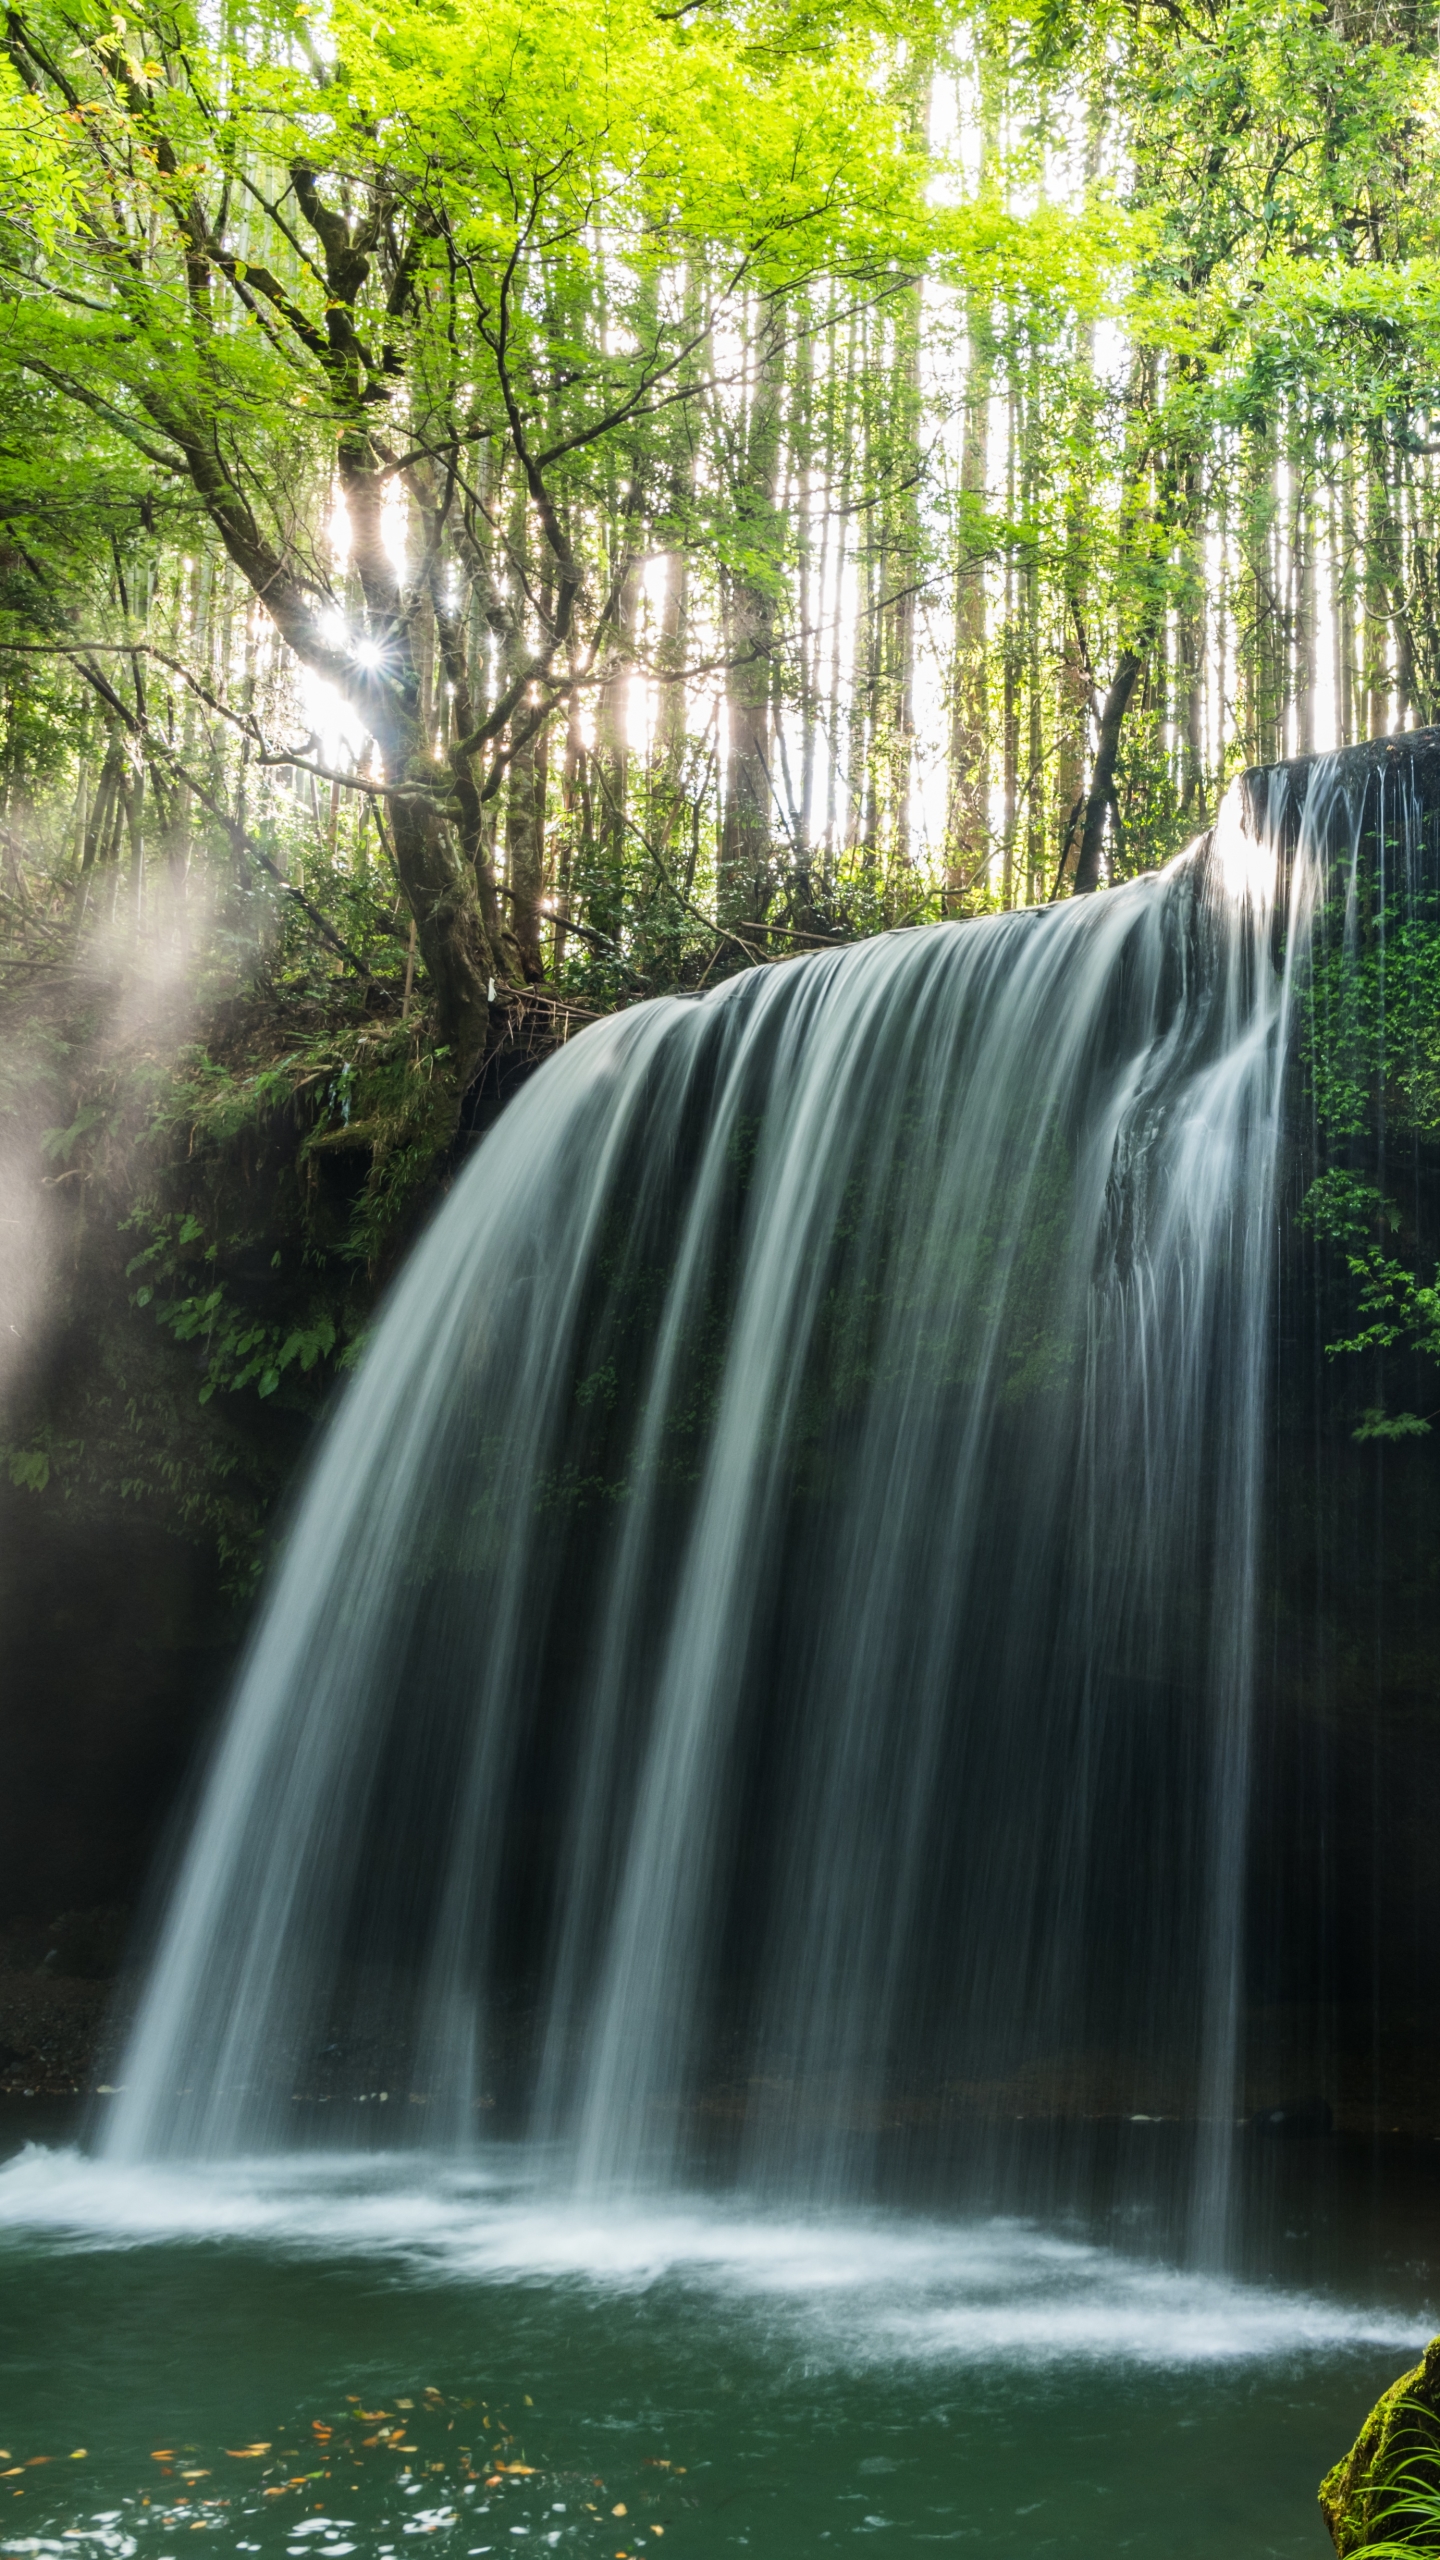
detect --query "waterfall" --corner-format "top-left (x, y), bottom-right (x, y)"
top-left (107, 775), bottom-right (1326, 2254)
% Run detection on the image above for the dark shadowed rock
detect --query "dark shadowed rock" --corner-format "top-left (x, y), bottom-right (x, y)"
top-left (1248, 2096), bottom-right (1333, 2138)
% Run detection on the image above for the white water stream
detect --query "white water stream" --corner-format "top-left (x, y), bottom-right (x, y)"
top-left (103, 775), bottom-right (1333, 2267)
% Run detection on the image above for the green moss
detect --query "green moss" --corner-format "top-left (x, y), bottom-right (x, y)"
top-left (1320, 2335), bottom-right (1440, 2555)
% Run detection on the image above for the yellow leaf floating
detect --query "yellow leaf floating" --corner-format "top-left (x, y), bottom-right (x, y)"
top-left (225, 2446), bottom-right (271, 2457)
top-left (612, 2503), bottom-right (627, 2517)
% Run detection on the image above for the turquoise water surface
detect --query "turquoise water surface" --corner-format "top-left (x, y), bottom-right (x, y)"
top-left (1, 2113), bottom-right (1434, 2559)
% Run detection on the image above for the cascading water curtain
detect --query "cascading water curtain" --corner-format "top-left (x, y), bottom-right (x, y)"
top-left (109, 767), bottom-right (1330, 2262)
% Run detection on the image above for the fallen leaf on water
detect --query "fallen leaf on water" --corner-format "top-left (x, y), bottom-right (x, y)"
top-left (70, 2451), bottom-right (87, 2461)
top-left (26, 2457), bottom-right (51, 2467)
top-left (151, 2452), bottom-right (175, 2462)
top-left (356, 2412), bottom-right (388, 2423)
top-left (1, 2468), bottom-right (21, 2479)
top-left (225, 2446), bottom-right (271, 2458)
top-left (499, 2465), bottom-right (537, 2477)
top-left (612, 2503), bottom-right (627, 2517)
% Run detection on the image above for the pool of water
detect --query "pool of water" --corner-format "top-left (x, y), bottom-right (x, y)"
top-left (1, 2108), bottom-right (1435, 2559)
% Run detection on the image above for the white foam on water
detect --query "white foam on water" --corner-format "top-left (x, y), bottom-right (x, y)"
top-left (0, 2144), bottom-right (1424, 2369)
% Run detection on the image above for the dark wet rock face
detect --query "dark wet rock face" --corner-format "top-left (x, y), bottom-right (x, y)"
top-left (1248, 2097), bottom-right (1334, 2139)
top-left (0, 1908), bottom-right (136, 2095)
top-left (1321, 2333), bottom-right (1440, 2554)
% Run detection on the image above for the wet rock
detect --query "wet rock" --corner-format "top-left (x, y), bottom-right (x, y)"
top-left (1249, 2096), bottom-right (1333, 2138)
top-left (44, 1904), bottom-right (130, 1979)
top-left (1320, 2332), bottom-right (1440, 2554)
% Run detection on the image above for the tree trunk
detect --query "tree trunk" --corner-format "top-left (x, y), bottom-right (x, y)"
top-left (946, 293), bottom-right (993, 901)
top-left (720, 297), bottom-right (783, 932)
top-left (502, 494), bottom-right (549, 985)
top-left (945, 61), bottom-right (1000, 905)
top-left (1071, 652), bottom-right (1143, 895)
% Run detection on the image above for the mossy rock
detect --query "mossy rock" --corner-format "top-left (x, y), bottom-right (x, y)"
top-left (1320, 2335), bottom-right (1440, 2553)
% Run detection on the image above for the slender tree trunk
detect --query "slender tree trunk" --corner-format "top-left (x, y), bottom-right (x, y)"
top-left (1072, 653), bottom-right (1143, 893)
top-left (946, 288), bottom-right (993, 900)
top-left (885, 277), bottom-right (923, 885)
top-left (1023, 347), bottom-right (1043, 904)
top-left (1054, 97), bottom-right (1102, 889)
top-left (1295, 453), bottom-right (1318, 757)
top-left (1364, 433), bottom-right (1395, 739)
top-left (1000, 372), bottom-right (1019, 908)
top-left (1336, 446), bottom-right (1357, 746)
top-left (720, 296), bottom-right (783, 931)
top-left (1177, 454), bottom-right (1206, 815)
top-left (944, 50), bottom-right (1000, 905)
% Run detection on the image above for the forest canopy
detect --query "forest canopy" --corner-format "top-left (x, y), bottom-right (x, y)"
top-left (2, 0), bottom-right (1439, 1580)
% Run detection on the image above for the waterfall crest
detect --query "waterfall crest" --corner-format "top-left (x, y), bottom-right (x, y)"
top-left (108, 779), bottom-right (1325, 2248)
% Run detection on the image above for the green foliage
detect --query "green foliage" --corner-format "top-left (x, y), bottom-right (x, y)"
top-left (128, 1215), bottom-right (339, 1405)
top-left (2, 0), bottom-right (1440, 1589)
top-left (1326, 1246), bottom-right (1440, 1368)
top-left (1299, 1169), bottom-right (1394, 1246)
top-left (1305, 908), bottom-right (1440, 1143)
top-left (1321, 2351), bottom-right (1440, 2560)
top-left (1299, 859), bottom-right (1440, 1442)
top-left (1352, 1405), bottom-right (1434, 1443)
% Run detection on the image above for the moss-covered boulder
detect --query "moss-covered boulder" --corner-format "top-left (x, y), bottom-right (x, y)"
top-left (1321, 2335), bottom-right (1440, 2553)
